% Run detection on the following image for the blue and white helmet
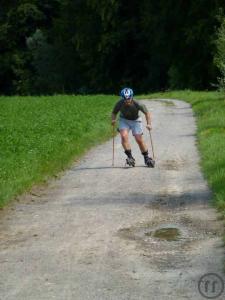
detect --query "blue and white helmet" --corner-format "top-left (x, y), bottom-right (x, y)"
top-left (120, 87), bottom-right (134, 100)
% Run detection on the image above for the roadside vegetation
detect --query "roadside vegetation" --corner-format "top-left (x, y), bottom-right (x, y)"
top-left (0, 95), bottom-right (116, 207)
top-left (141, 91), bottom-right (225, 217)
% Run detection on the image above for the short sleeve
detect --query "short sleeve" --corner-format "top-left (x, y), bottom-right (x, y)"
top-left (112, 100), bottom-right (123, 114)
top-left (133, 101), bottom-right (148, 114)
top-left (139, 104), bottom-right (148, 114)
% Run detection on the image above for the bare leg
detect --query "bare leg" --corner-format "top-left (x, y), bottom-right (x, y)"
top-left (134, 134), bottom-right (154, 167)
top-left (134, 134), bottom-right (148, 153)
top-left (120, 129), bottom-right (131, 150)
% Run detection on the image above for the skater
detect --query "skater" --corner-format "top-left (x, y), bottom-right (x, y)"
top-left (111, 87), bottom-right (155, 167)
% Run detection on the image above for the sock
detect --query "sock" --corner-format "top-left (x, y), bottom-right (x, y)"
top-left (125, 149), bottom-right (132, 158)
top-left (142, 150), bottom-right (148, 157)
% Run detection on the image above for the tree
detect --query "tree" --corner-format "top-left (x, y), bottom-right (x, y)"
top-left (1, 0), bottom-right (225, 94)
top-left (0, 0), bottom-right (60, 94)
top-left (214, 17), bottom-right (225, 90)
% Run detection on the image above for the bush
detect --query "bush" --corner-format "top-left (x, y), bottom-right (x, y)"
top-left (214, 18), bottom-right (225, 91)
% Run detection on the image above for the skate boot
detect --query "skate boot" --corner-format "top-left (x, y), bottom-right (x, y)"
top-left (144, 155), bottom-right (155, 168)
top-left (126, 156), bottom-right (135, 167)
top-left (142, 151), bottom-right (155, 168)
top-left (124, 149), bottom-right (135, 167)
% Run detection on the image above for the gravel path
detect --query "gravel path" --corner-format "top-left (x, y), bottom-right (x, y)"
top-left (0, 99), bottom-right (224, 300)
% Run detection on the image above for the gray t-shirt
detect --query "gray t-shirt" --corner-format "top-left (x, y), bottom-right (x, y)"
top-left (112, 99), bottom-right (148, 120)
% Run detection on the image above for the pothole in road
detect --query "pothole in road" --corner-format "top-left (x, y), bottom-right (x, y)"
top-left (118, 214), bottom-right (221, 248)
top-left (118, 221), bottom-right (198, 269)
top-left (160, 159), bottom-right (186, 171)
top-left (135, 224), bottom-right (184, 244)
top-left (118, 223), bottom-right (185, 244)
top-left (118, 215), bottom-right (222, 270)
top-left (145, 227), bottom-right (180, 241)
top-left (145, 191), bottom-right (206, 210)
top-left (160, 100), bottom-right (176, 107)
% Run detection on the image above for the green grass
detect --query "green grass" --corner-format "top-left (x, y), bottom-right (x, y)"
top-left (0, 95), bottom-right (117, 207)
top-left (139, 91), bottom-right (225, 215)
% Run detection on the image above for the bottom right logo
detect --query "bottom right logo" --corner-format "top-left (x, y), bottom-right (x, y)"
top-left (198, 273), bottom-right (224, 299)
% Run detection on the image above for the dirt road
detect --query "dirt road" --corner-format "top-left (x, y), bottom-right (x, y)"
top-left (0, 99), bottom-right (224, 300)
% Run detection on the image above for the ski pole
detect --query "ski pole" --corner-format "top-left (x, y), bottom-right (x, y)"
top-left (112, 124), bottom-right (115, 167)
top-left (149, 130), bottom-right (155, 161)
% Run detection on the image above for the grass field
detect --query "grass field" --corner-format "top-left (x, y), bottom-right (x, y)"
top-left (140, 91), bottom-right (225, 217)
top-left (0, 95), bottom-right (117, 207)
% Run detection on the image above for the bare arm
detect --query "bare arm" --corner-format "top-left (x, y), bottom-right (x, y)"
top-left (111, 100), bottom-right (122, 125)
top-left (145, 112), bottom-right (152, 130)
top-left (111, 113), bottom-right (117, 125)
top-left (136, 102), bottom-right (152, 129)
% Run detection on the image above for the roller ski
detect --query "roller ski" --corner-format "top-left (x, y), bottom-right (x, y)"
top-left (124, 149), bottom-right (135, 167)
top-left (142, 151), bottom-right (155, 168)
top-left (125, 157), bottom-right (135, 167)
top-left (144, 155), bottom-right (155, 168)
